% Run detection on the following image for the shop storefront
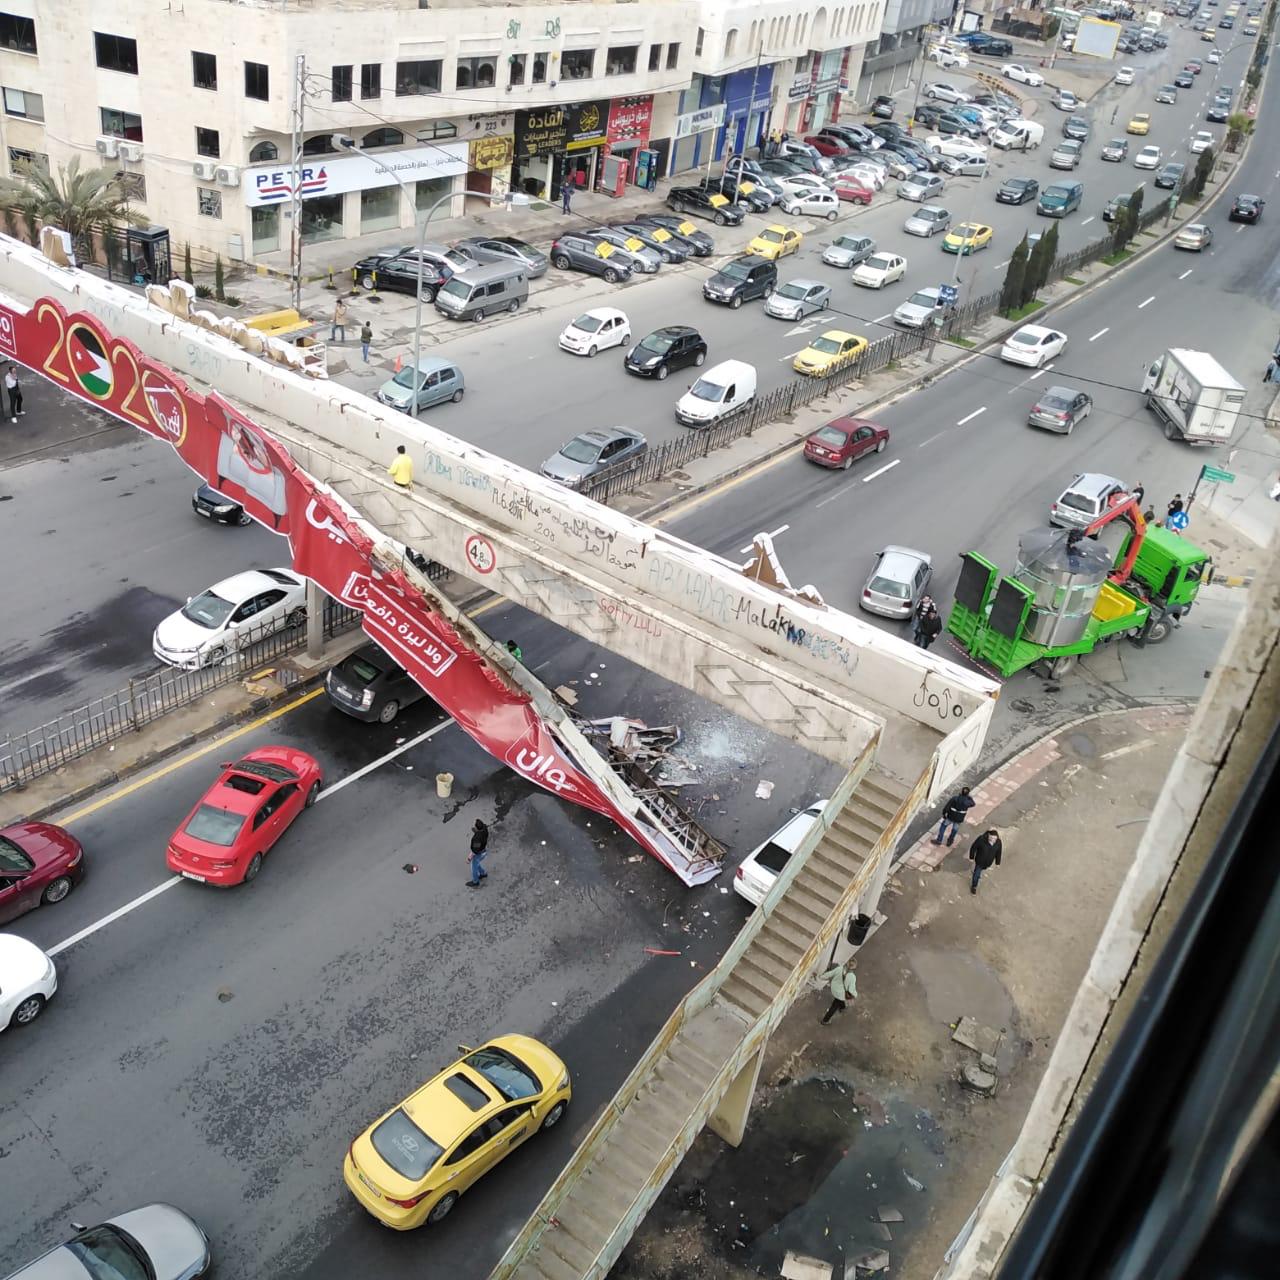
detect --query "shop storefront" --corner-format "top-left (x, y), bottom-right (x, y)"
top-left (668, 100), bottom-right (724, 175)
top-left (602, 95), bottom-right (654, 189)
top-left (714, 65), bottom-right (775, 161)
top-left (466, 133), bottom-right (515, 205)
top-left (511, 101), bottom-right (610, 202)
top-left (805, 49), bottom-right (846, 133)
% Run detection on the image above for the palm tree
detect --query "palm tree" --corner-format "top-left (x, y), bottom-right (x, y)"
top-left (0, 157), bottom-right (143, 262)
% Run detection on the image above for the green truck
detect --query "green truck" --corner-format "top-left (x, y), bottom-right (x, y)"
top-left (948, 521), bottom-right (1210, 679)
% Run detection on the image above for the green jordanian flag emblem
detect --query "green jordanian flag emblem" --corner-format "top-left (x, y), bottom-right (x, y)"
top-left (68, 324), bottom-right (113, 398)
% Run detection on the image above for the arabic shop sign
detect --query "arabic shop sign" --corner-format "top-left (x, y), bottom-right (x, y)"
top-left (674, 102), bottom-right (725, 138)
top-left (469, 135), bottom-right (515, 171)
top-left (606, 95), bottom-right (654, 145)
top-left (514, 101), bottom-right (610, 157)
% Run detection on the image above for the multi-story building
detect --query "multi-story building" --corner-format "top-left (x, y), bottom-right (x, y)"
top-left (858, 0), bottom-right (955, 97)
top-left (0, 0), bottom-right (886, 269)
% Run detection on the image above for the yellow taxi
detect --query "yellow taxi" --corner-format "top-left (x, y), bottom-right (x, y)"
top-left (1200, 28), bottom-right (1216, 41)
top-left (793, 329), bottom-right (868, 376)
top-left (942, 221), bottom-right (993, 255)
top-left (343, 1035), bottom-right (571, 1229)
top-left (747, 224), bottom-right (803, 260)
top-left (1126, 112), bottom-right (1151, 135)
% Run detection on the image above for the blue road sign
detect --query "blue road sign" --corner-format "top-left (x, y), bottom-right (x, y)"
top-left (1167, 510), bottom-right (1190, 532)
top-left (938, 284), bottom-right (959, 305)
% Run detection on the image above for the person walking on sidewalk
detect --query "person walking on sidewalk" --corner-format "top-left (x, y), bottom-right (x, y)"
top-left (561, 177), bottom-right (574, 215)
top-left (968, 828), bottom-right (1002, 895)
top-left (388, 444), bottom-right (413, 489)
top-left (360, 320), bottom-right (372, 362)
top-left (933, 785), bottom-right (975, 847)
top-left (916, 604), bottom-right (943, 650)
top-left (5, 365), bottom-right (24, 421)
top-left (466, 819), bottom-right (490, 887)
top-left (911, 594), bottom-right (935, 644)
top-left (331, 298), bottom-right (348, 342)
top-left (818, 958), bottom-right (857, 1024)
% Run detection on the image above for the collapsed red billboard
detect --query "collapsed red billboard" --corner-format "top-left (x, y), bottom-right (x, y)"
top-left (2, 298), bottom-right (714, 884)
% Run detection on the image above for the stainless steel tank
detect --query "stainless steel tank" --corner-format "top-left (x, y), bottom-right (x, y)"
top-left (1015, 528), bottom-right (1111, 646)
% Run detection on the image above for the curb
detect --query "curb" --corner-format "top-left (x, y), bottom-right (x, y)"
top-left (897, 701), bottom-right (1196, 873)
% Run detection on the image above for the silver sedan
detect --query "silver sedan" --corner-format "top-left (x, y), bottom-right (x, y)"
top-left (1174, 222), bottom-right (1213, 251)
top-left (822, 233), bottom-right (876, 267)
top-left (765, 278), bottom-right (832, 320)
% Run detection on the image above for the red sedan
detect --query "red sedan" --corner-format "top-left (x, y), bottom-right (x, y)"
top-left (803, 416), bottom-right (890, 469)
top-left (804, 134), bottom-right (852, 158)
top-left (832, 176), bottom-right (874, 204)
top-left (166, 747), bottom-right (323, 886)
top-left (0, 822), bottom-right (85, 923)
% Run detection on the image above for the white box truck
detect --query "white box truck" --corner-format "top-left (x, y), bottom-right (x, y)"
top-left (1141, 348), bottom-right (1245, 445)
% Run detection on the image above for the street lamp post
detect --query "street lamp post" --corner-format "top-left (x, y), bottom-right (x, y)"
top-left (929, 152), bottom-right (989, 360)
top-left (333, 135), bottom-right (528, 417)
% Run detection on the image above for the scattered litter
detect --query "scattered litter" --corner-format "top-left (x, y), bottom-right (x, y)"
top-left (952, 1015), bottom-right (1003, 1058)
top-left (702, 911), bottom-right (711, 918)
top-left (553, 880), bottom-right (559, 885)
top-left (216, 988), bottom-right (234, 1003)
top-left (551, 1001), bottom-right (558, 1007)
top-left (644, 948), bottom-right (681, 957)
top-left (787, 1153), bottom-right (806, 1166)
top-left (876, 1206), bottom-right (903, 1223)
top-left (903, 1170), bottom-right (925, 1192)
top-left (402, 863), bottom-right (418, 874)
top-left (850, 1247), bottom-right (890, 1274)
top-left (627, 855), bottom-right (643, 863)
top-left (869, 1221), bottom-right (893, 1242)
top-left (755, 779), bottom-right (775, 800)
top-left (555, 685), bottom-right (579, 705)
top-left (720, 887), bottom-right (729, 894)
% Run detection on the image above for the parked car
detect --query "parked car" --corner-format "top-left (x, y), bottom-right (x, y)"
top-left (633, 214), bottom-right (715, 256)
top-left (351, 247), bottom-right (451, 300)
top-left (822, 233), bottom-right (876, 267)
top-left (624, 325), bottom-right (707, 379)
top-left (558, 307), bottom-right (631, 357)
top-left (1028, 384), bottom-right (1094, 434)
top-left (732, 801), bottom-right (827, 905)
top-left (893, 286), bottom-right (947, 328)
top-left (153, 568), bottom-right (306, 669)
top-left (832, 174), bottom-right (875, 203)
top-left (666, 186), bottom-right (746, 225)
top-left (452, 236), bottom-right (548, 278)
top-left (703, 255), bottom-right (778, 306)
top-left (4, 1205), bottom-right (211, 1278)
top-left (1050, 472), bottom-right (1128, 529)
top-left (903, 204), bottom-right (952, 237)
top-left (539, 427), bottom-right (647, 489)
top-left (166, 747), bottom-right (323, 885)
top-left (925, 81), bottom-right (971, 103)
top-left (871, 93), bottom-right (896, 118)
top-left (852, 252), bottom-right (907, 288)
top-left (192, 482), bottom-right (250, 525)
top-left (928, 45), bottom-right (970, 68)
top-left (861, 546), bottom-right (933, 619)
top-left (935, 150), bottom-right (988, 177)
top-left (765, 278), bottom-right (832, 320)
top-left (549, 233), bottom-right (634, 284)
top-left (1154, 161), bottom-right (1186, 189)
top-left (376, 355), bottom-right (465, 413)
top-left (898, 172), bottom-right (946, 202)
top-left (997, 176), bottom-right (1039, 204)
top-left (691, 174), bottom-right (772, 212)
top-left (746, 224), bottom-right (804, 260)
top-left (803, 416), bottom-right (889, 469)
top-left (611, 221), bottom-right (691, 263)
top-left (1002, 63), bottom-right (1045, 86)
top-left (1229, 193), bottom-right (1264, 222)
top-left (584, 228), bottom-right (661, 273)
top-left (1101, 137), bottom-right (1130, 161)
top-left (326, 641), bottom-right (433, 724)
top-left (0, 822), bottom-right (85, 924)
top-left (1000, 323), bottom-right (1069, 368)
top-left (780, 189), bottom-right (841, 220)
top-left (792, 330), bottom-right (868, 376)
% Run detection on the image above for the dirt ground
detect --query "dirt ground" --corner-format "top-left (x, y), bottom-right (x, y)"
top-left (610, 708), bottom-right (1189, 1280)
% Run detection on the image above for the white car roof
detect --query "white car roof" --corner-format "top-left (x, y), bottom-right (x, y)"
top-left (749, 804), bottom-right (828, 858)
top-left (573, 307), bottom-right (626, 324)
top-left (0, 932), bottom-right (51, 984)
top-left (1014, 324), bottom-right (1059, 341)
top-left (207, 568), bottom-right (300, 601)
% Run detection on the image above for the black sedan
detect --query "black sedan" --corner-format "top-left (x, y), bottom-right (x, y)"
top-left (666, 186), bottom-right (746, 225)
top-left (997, 177), bottom-right (1039, 205)
top-left (1174, 71), bottom-right (1195, 88)
top-left (633, 214), bottom-right (716, 256)
top-left (325, 642), bottom-right (433, 724)
top-left (612, 221), bottom-right (692, 262)
top-left (690, 175), bottom-right (772, 212)
top-left (192, 483), bottom-right (250, 525)
top-left (624, 325), bottom-right (708, 380)
top-left (1229, 193), bottom-right (1264, 223)
top-left (1154, 162), bottom-right (1186, 190)
top-left (350, 249), bottom-right (451, 301)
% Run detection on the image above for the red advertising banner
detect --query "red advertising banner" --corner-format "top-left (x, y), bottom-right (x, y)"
top-left (606, 95), bottom-right (654, 145)
top-left (3, 297), bottom-right (703, 882)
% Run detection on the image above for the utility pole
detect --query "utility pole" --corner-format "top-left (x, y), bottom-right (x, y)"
top-left (289, 53), bottom-right (306, 313)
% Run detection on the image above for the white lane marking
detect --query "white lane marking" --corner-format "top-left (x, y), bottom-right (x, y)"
top-left (862, 459), bottom-right (900, 482)
top-left (874, 312), bottom-right (893, 324)
top-left (783, 322), bottom-right (813, 336)
top-left (1089, 327), bottom-right (1110, 341)
top-left (995, 259), bottom-right (1010, 269)
top-left (917, 431), bottom-right (945, 448)
top-left (1030, 366), bottom-right (1051, 380)
top-left (1081, 216), bottom-right (1095, 225)
top-left (1178, 268), bottom-right (1193, 280)
top-left (956, 406), bottom-right (987, 425)
top-left (738, 524), bottom-right (789, 554)
top-left (1138, 295), bottom-right (1155, 308)
top-left (318, 720), bottom-right (455, 801)
top-left (780, 349), bottom-right (808, 362)
top-left (49, 878), bottom-right (183, 957)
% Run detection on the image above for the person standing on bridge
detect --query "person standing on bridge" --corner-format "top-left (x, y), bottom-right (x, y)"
top-left (466, 819), bottom-right (490, 887)
top-left (5, 365), bottom-right (23, 421)
top-left (819, 958), bottom-right (857, 1025)
top-left (387, 444), bottom-right (413, 489)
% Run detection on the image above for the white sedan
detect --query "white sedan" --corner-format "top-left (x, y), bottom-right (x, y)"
top-left (152, 567), bottom-right (307, 668)
top-left (1000, 324), bottom-right (1068, 368)
top-left (852, 252), bottom-right (908, 289)
top-left (775, 172), bottom-right (833, 198)
top-left (834, 163), bottom-right (886, 190)
top-left (1189, 130), bottom-right (1215, 153)
top-left (1116, 65), bottom-right (1136, 85)
top-left (925, 134), bottom-right (988, 161)
top-left (732, 801), bottom-right (828, 906)
top-left (780, 189), bottom-right (841, 220)
top-left (925, 81), bottom-right (971, 104)
top-left (1003, 63), bottom-right (1045, 87)
top-left (1, 933), bottom-right (57, 1030)
top-left (1134, 144), bottom-right (1162, 169)
top-left (929, 47), bottom-right (969, 68)
top-left (558, 307), bottom-right (631, 356)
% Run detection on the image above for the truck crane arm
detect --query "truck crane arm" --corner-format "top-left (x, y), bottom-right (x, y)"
top-left (1066, 492), bottom-right (1148, 587)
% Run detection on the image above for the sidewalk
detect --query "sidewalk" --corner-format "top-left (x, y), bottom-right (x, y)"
top-left (613, 704), bottom-right (1196, 1280)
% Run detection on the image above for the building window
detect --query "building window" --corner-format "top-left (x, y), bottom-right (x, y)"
top-left (509, 53), bottom-right (526, 85)
top-left (245, 61), bottom-right (269, 101)
top-left (360, 62), bottom-right (381, 99)
top-left (197, 187), bottom-right (223, 218)
top-left (456, 55), bottom-right (497, 89)
top-left (251, 205), bottom-right (279, 255)
top-left (415, 175), bottom-right (451, 213)
top-left (561, 49), bottom-right (594, 80)
top-left (606, 46), bottom-right (637, 76)
top-left (0, 13), bottom-right (38, 56)
top-left (361, 126), bottom-right (404, 148)
top-left (724, 29), bottom-right (738, 58)
top-left (332, 64), bottom-right (352, 102)
top-left (361, 185), bottom-right (399, 234)
top-left (667, 42), bottom-right (680, 69)
top-left (301, 193), bottom-right (343, 244)
top-left (695, 29), bottom-right (704, 57)
top-left (100, 107), bottom-right (143, 141)
top-left (2, 87), bottom-right (43, 120)
top-left (648, 44), bottom-right (660, 72)
top-left (8, 147), bottom-right (48, 172)
top-left (192, 50), bottom-right (217, 90)
top-left (531, 54), bottom-right (547, 84)
top-left (396, 59), bottom-right (441, 95)
top-left (795, 53), bottom-right (812, 74)
top-left (416, 121), bottom-right (456, 141)
top-left (302, 134), bottom-right (334, 156)
top-left (248, 140), bottom-right (278, 163)
top-left (117, 171), bottom-right (145, 203)
top-left (195, 126), bottom-right (220, 158)
top-left (94, 32), bottom-right (139, 74)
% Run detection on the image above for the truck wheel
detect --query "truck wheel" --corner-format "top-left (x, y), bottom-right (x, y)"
top-left (1048, 654), bottom-right (1076, 678)
top-left (1163, 419), bottom-right (1177, 440)
top-left (1145, 617), bottom-right (1172, 644)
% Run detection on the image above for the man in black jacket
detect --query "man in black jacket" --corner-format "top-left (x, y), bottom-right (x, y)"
top-left (934, 785), bottom-right (975, 847)
top-left (968, 829), bottom-right (1002, 895)
top-left (916, 605), bottom-right (943, 650)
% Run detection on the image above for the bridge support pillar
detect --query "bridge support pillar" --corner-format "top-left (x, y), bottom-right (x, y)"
top-left (707, 1042), bottom-right (767, 1148)
top-left (305, 581), bottom-right (325, 659)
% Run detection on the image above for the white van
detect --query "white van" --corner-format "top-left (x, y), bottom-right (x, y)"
top-left (991, 119), bottom-right (1045, 151)
top-left (674, 359), bottom-right (757, 428)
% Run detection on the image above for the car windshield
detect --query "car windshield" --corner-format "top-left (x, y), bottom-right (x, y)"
top-left (906, 291), bottom-right (937, 308)
top-left (833, 236), bottom-right (865, 250)
top-left (185, 804), bottom-right (247, 847)
top-left (776, 283), bottom-right (809, 299)
top-left (372, 1108), bottom-right (444, 1181)
top-left (690, 379), bottom-right (726, 403)
top-left (438, 279), bottom-right (470, 301)
top-left (1010, 331), bottom-right (1040, 346)
top-left (572, 313), bottom-right (605, 333)
top-left (755, 841), bottom-right (794, 874)
top-left (760, 230), bottom-right (784, 243)
top-left (559, 437), bottom-right (603, 464)
top-left (719, 261), bottom-right (751, 280)
top-left (1060, 493), bottom-right (1096, 512)
top-left (66, 1224), bottom-right (150, 1280)
top-left (1039, 392), bottom-right (1074, 411)
top-left (811, 337), bottom-right (843, 355)
top-left (869, 575), bottom-right (911, 599)
top-left (464, 1046), bottom-right (542, 1100)
top-left (181, 590), bottom-right (234, 629)
top-left (814, 426), bottom-right (849, 447)
top-left (865, 255), bottom-right (893, 271)
top-left (392, 366), bottom-right (429, 389)
top-left (638, 332), bottom-right (675, 354)
top-left (342, 655), bottom-right (384, 685)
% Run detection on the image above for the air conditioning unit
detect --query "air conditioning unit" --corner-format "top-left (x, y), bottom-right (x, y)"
top-left (192, 159), bottom-right (217, 180)
top-left (215, 165), bottom-right (241, 187)
top-left (118, 142), bottom-right (143, 162)
top-left (96, 137), bottom-right (120, 159)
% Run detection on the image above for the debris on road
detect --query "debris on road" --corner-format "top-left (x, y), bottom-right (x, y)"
top-left (779, 1250), bottom-right (833, 1280)
top-left (952, 1015), bottom-right (1003, 1058)
top-left (756, 779), bottom-right (775, 799)
top-left (876, 1206), bottom-right (903, 1223)
top-left (850, 1247), bottom-right (891, 1274)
